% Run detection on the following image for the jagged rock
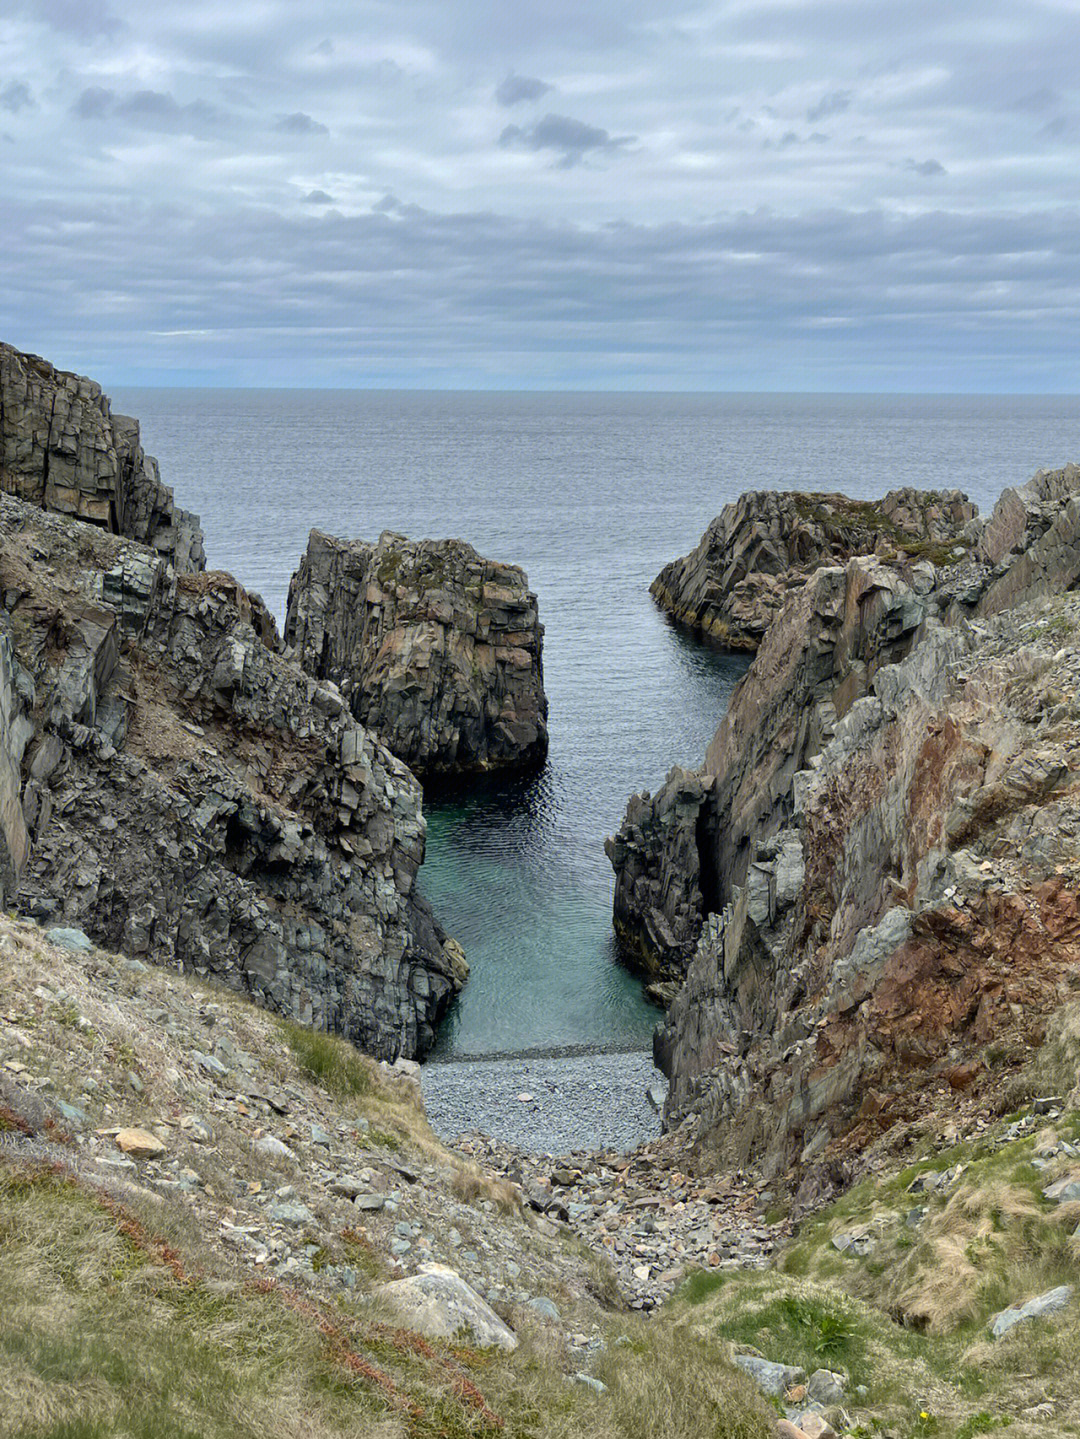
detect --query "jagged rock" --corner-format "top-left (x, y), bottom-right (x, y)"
top-left (2, 492), bottom-right (466, 1060)
top-left (374, 1263), bottom-right (519, 1349)
top-left (613, 466), bottom-right (1080, 1181)
top-left (0, 632), bottom-right (33, 903)
top-left (0, 342), bottom-right (205, 572)
top-left (650, 487), bottom-right (976, 649)
top-left (284, 529), bottom-right (547, 777)
top-left (614, 556), bottom-right (936, 984)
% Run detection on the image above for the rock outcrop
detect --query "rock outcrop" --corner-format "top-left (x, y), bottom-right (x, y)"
top-left (1, 342), bottom-right (205, 572)
top-left (285, 529), bottom-right (547, 778)
top-left (613, 466), bottom-right (1080, 1189)
top-left (650, 487), bottom-right (977, 649)
top-left (1, 492), bottom-right (466, 1059)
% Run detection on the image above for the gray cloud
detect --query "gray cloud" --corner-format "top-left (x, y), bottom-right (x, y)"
top-left (276, 112), bottom-right (329, 136)
top-left (5, 0), bottom-right (1080, 388)
top-left (0, 83), bottom-right (35, 114)
top-left (496, 74), bottom-right (553, 106)
top-left (806, 89), bottom-right (852, 124)
top-left (12, 0), bottom-right (120, 40)
top-left (73, 87), bottom-right (225, 134)
top-left (73, 87), bottom-right (115, 120)
top-left (499, 113), bottom-right (634, 167)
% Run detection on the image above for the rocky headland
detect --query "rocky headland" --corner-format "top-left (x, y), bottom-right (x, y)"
top-left (611, 463), bottom-right (1080, 1202)
top-left (650, 486), bottom-right (977, 649)
top-left (0, 343), bottom-right (466, 1059)
top-left (285, 527), bottom-right (548, 778)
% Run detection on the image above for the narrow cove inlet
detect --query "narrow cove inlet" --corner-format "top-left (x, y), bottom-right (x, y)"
top-left (114, 385), bottom-right (1080, 1147)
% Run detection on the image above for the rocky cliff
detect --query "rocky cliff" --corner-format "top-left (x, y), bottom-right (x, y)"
top-left (613, 466), bottom-right (1080, 1191)
top-left (650, 487), bottom-right (977, 649)
top-left (1, 342), bottom-right (205, 571)
top-left (0, 493), bottom-right (467, 1061)
top-left (285, 528), bottom-right (548, 778)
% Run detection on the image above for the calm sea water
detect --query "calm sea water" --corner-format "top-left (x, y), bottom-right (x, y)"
top-left (116, 389), bottom-right (1080, 1057)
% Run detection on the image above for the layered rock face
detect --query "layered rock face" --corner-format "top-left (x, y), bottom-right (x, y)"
top-left (614, 466), bottom-right (1080, 1188)
top-left (285, 529), bottom-right (548, 778)
top-left (1, 493), bottom-right (466, 1058)
top-left (1, 342), bottom-right (205, 572)
top-left (650, 487), bottom-right (976, 649)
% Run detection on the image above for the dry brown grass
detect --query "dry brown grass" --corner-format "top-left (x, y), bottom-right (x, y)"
top-left (448, 1161), bottom-right (523, 1215)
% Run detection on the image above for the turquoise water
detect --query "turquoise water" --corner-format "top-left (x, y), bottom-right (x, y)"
top-left (117, 388), bottom-right (1080, 1056)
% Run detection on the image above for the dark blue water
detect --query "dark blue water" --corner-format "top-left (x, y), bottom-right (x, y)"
top-left (116, 389), bottom-right (1080, 1055)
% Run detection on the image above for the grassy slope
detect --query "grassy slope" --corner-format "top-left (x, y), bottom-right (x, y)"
top-left (671, 1043), bottom-right (1080, 1439)
top-left (0, 916), bottom-right (773, 1439)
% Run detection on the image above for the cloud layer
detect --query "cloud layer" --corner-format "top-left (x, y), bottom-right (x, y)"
top-left (1, 0), bottom-right (1079, 388)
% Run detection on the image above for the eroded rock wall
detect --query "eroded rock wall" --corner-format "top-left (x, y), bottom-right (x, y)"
top-left (0, 342), bottom-right (205, 572)
top-left (285, 529), bottom-right (547, 778)
top-left (617, 464), bottom-right (1080, 1191)
top-left (1, 494), bottom-right (465, 1059)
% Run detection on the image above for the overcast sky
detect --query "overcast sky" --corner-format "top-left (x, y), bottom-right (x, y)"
top-left (2, 0), bottom-right (1079, 390)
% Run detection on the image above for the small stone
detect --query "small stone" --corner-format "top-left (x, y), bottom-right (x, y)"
top-left (330, 1174), bottom-right (367, 1199)
top-left (310, 1123), bottom-right (333, 1147)
top-left (254, 1134), bottom-right (295, 1161)
top-left (795, 1415), bottom-right (838, 1439)
top-left (572, 1373), bottom-right (607, 1396)
top-left (807, 1369), bottom-right (845, 1405)
top-left (115, 1128), bottom-right (166, 1159)
top-left (267, 1200), bottom-right (316, 1227)
top-left (1043, 1174), bottom-right (1080, 1203)
top-left (45, 927), bottom-right (93, 953)
top-left (517, 1092), bottom-right (534, 1103)
top-left (354, 1194), bottom-right (386, 1212)
top-left (526, 1296), bottom-right (561, 1322)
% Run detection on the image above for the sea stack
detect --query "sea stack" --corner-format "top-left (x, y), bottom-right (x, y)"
top-left (285, 528), bottom-right (548, 779)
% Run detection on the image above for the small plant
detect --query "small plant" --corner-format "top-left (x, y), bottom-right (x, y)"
top-left (955, 1415), bottom-right (1013, 1439)
top-left (366, 1128), bottom-right (402, 1152)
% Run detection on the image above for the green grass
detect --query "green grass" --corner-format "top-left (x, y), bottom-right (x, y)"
top-left (0, 1163), bottom-right (776, 1439)
top-left (278, 1019), bottom-right (374, 1100)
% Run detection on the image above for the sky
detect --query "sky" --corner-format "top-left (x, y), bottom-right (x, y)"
top-left (2, 0), bottom-right (1079, 391)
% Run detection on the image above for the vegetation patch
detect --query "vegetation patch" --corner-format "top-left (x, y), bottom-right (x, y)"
top-left (278, 1019), bottom-right (374, 1100)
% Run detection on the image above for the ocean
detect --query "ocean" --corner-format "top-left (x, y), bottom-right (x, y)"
top-left (116, 388), bottom-right (1080, 1061)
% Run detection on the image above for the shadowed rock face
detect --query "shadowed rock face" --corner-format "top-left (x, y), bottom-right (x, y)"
top-left (613, 466), bottom-right (1080, 1191)
top-left (0, 342), bottom-right (205, 572)
top-left (650, 487), bottom-right (977, 650)
top-left (0, 491), bottom-right (467, 1060)
top-left (285, 529), bottom-right (548, 779)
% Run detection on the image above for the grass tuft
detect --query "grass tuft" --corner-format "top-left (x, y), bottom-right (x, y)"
top-left (278, 1020), bottom-right (375, 1100)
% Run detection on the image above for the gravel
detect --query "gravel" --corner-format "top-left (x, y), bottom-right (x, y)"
top-left (421, 1048), bottom-right (663, 1153)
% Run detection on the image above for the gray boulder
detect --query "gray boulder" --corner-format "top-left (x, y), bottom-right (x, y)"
top-left (375, 1264), bottom-right (519, 1350)
top-left (990, 1285), bottom-right (1073, 1339)
top-left (731, 1353), bottom-right (806, 1396)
